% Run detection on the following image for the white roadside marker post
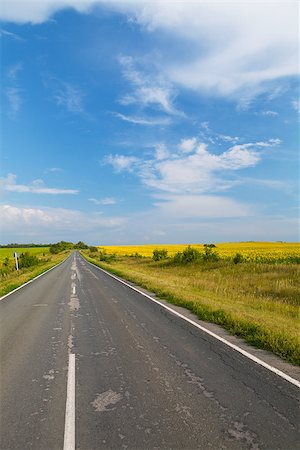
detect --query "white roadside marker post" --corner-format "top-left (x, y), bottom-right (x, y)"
top-left (14, 252), bottom-right (19, 271)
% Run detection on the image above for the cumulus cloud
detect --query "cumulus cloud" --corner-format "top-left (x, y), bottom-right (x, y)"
top-left (3, 202), bottom-right (297, 244)
top-left (0, 203), bottom-right (125, 242)
top-left (0, 173), bottom-right (79, 195)
top-left (154, 143), bottom-right (169, 161)
top-left (179, 137), bottom-right (197, 153)
top-left (105, 154), bottom-right (138, 172)
top-left (152, 194), bottom-right (251, 218)
top-left (105, 137), bottom-right (281, 194)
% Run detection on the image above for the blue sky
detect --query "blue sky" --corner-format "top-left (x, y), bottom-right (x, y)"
top-left (0, 1), bottom-right (299, 244)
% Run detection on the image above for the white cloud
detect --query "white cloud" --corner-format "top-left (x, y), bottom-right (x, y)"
top-left (1, 2), bottom-right (297, 104)
top-left (5, 62), bottom-right (23, 118)
top-left (105, 154), bottom-right (138, 172)
top-left (47, 167), bottom-right (64, 173)
top-left (0, 203), bottom-right (125, 242)
top-left (153, 194), bottom-right (251, 219)
top-left (218, 135), bottom-right (240, 144)
top-left (89, 197), bottom-right (117, 205)
top-left (179, 137), bottom-right (197, 153)
top-left (0, 1), bottom-right (98, 24)
top-left (7, 62), bottom-right (23, 81)
top-left (292, 100), bottom-right (300, 114)
top-left (54, 82), bottom-right (84, 114)
top-left (118, 55), bottom-right (183, 116)
top-left (0, 28), bottom-right (24, 41)
top-left (0, 173), bottom-right (79, 195)
top-left (261, 110), bottom-right (279, 117)
top-left (141, 2), bottom-right (298, 101)
top-left (154, 143), bottom-right (169, 161)
top-left (5, 87), bottom-right (22, 118)
top-left (200, 121), bottom-right (210, 131)
top-left (105, 137), bottom-right (281, 194)
top-left (113, 112), bottom-right (171, 126)
top-left (43, 76), bottom-right (85, 114)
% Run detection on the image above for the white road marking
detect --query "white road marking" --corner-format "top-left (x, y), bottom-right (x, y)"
top-left (84, 257), bottom-right (300, 389)
top-left (63, 353), bottom-right (75, 450)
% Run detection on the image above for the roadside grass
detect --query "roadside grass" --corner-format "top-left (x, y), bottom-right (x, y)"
top-left (0, 252), bottom-right (70, 297)
top-left (83, 253), bottom-right (300, 365)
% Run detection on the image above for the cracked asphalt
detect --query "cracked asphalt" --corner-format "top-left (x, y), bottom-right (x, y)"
top-left (0, 252), bottom-right (299, 449)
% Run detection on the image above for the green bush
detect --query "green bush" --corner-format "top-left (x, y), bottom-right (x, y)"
top-left (233, 252), bottom-right (244, 264)
top-left (74, 241), bottom-right (89, 249)
top-left (173, 246), bottom-right (202, 263)
top-left (50, 241), bottom-right (74, 254)
top-left (89, 246), bottom-right (98, 253)
top-left (152, 249), bottom-right (168, 261)
top-left (203, 244), bottom-right (219, 262)
top-left (19, 252), bottom-right (39, 268)
top-left (3, 257), bottom-right (10, 267)
top-left (99, 250), bottom-right (116, 263)
top-left (129, 253), bottom-right (143, 258)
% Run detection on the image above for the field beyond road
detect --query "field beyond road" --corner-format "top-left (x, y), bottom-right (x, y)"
top-left (0, 247), bottom-right (69, 297)
top-left (83, 242), bottom-right (300, 365)
top-left (101, 241), bottom-right (300, 262)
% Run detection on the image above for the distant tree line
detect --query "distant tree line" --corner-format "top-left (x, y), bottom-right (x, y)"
top-left (0, 243), bottom-right (51, 248)
top-left (49, 241), bottom-right (91, 254)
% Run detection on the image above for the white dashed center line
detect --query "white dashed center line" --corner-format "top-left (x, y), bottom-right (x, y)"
top-left (63, 354), bottom-right (75, 450)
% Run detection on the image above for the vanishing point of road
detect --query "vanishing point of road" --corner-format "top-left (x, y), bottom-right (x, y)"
top-left (0, 252), bottom-right (299, 449)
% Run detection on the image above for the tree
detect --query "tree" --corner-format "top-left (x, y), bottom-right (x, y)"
top-left (74, 241), bottom-right (88, 249)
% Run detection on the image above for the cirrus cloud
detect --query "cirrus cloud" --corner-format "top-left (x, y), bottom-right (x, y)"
top-left (1, 1), bottom-right (297, 105)
top-left (0, 173), bottom-right (79, 195)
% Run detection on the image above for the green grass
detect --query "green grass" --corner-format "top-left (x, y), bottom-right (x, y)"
top-left (0, 247), bottom-right (50, 260)
top-left (82, 252), bottom-right (300, 365)
top-left (0, 251), bottom-right (70, 297)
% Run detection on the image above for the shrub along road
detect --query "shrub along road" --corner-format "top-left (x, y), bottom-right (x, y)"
top-left (0, 252), bottom-right (299, 449)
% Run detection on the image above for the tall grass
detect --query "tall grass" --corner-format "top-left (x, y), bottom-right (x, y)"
top-left (0, 252), bottom-right (70, 297)
top-left (83, 252), bottom-right (300, 365)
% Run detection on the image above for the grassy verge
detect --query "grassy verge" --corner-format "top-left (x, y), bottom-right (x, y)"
top-left (82, 252), bottom-right (300, 365)
top-left (0, 252), bottom-right (71, 297)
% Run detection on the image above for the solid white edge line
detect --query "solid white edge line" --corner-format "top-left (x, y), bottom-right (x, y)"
top-left (0, 254), bottom-right (72, 302)
top-left (63, 353), bottom-right (75, 450)
top-left (83, 256), bottom-right (300, 389)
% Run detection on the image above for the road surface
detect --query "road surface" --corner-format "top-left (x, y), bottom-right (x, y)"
top-left (0, 252), bottom-right (299, 449)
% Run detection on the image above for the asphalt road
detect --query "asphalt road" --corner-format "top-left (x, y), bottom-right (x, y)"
top-left (0, 252), bottom-right (299, 450)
